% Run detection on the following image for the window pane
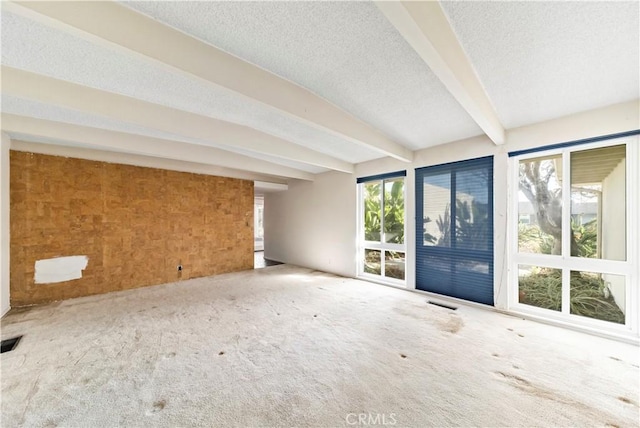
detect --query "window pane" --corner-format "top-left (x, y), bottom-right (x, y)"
top-left (364, 182), bottom-right (381, 242)
top-left (384, 178), bottom-right (404, 244)
top-left (518, 265), bottom-right (561, 311)
top-left (570, 271), bottom-right (625, 324)
top-left (455, 169), bottom-right (490, 250)
top-left (385, 251), bottom-right (405, 280)
top-left (423, 173), bottom-right (451, 246)
top-left (364, 249), bottom-right (381, 275)
top-left (518, 155), bottom-right (563, 255)
top-left (570, 145), bottom-right (625, 261)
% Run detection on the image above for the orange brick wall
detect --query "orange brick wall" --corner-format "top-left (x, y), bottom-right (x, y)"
top-left (10, 151), bottom-right (254, 306)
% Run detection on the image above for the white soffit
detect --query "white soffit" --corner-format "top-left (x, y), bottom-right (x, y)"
top-left (0, 95), bottom-right (327, 175)
top-left (122, 1), bottom-right (483, 150)
top-left (0, 10), bottom-right (377, 165)
top-left (441, 1), bottom-right (640, 129)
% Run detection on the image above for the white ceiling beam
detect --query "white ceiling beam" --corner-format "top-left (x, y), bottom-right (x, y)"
top-left (10, 139), bottom-right (290, 185)
top-left (1, 114), bottom-right (314, 182)
top-left (255, 181), bottom-right (289, 194)
top-left (6, 0), bottom-right (413, 162)
top-left (376, 1), bottom-right (505, 145)
top-left (1, 66), bottom-right (353, 173)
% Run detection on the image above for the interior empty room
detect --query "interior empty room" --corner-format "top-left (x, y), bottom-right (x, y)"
top-left (1, 1), bottom-right (639, 427)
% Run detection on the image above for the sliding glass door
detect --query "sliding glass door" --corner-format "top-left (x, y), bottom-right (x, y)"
top-left (415, 157), bottom-right (494, 305)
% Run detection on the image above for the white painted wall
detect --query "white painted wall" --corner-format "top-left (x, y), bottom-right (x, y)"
top-left (602, 159), bottom-right (627, 313)
top-left (264, 170), bottom-right (357, 278)
top-left (1, 133), bottom-right (11, 317)
top-left (34, 255), bottom-right (89, 284)
top-left (265, 101), bottom-right (638, 312)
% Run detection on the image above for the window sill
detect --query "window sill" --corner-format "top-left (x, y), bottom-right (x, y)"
top-left (357, 273), bottom-right (407, 289)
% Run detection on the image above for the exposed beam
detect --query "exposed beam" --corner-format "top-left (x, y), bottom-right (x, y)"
top-left (6, 0), bottom-right (413, 162)
top-left (1, 114), bottom-right (314, 182)
top-left (376, 1), bottom-right (505, 145)
top-left (255, 181), bottom-right (289, 194)
top-left (1, 66), bottom-right (353, 173)
top-left (10, 139), bottom-right (292, 185)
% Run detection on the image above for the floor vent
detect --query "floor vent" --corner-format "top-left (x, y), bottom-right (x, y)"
top-left (1, 336), bottom-right (23, 354)
top-left (428, 301), bottom-right (458, 311)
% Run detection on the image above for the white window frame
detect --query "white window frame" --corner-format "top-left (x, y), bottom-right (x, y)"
top-left (508, 135), bottom-right (639, 339)
top-left (357, 176), bottom-right (407, 287)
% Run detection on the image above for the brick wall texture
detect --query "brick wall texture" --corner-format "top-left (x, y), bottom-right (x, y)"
top-left (10, 151), bottom-right (254, 306)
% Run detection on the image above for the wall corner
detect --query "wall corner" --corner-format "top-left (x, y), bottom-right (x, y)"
top-left (1, 133), bottom-right (11, 316)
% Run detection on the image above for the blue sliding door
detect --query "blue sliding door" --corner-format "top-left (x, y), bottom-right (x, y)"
top-left (415, 156), bottom-right (494, 305)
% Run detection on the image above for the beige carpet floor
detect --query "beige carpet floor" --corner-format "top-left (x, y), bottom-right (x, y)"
top-left (1, 264), bottom-right (638, 427)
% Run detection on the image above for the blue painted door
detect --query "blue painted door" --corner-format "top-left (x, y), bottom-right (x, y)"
top-left (415, 156), bottom-right (494, 305)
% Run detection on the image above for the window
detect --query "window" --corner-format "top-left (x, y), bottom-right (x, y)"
top-left (511, 136), bottom-right (638, 333)
top-left (358, 172), bottom-right (406, 283)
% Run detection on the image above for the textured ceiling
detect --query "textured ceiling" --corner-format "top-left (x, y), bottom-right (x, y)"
top-left (1, 1), bottom-right (638, 182)
top-left (122, 1), bottom-right (483, 149)
top-left (0, 10), bottom-right (371, 165)
top-left (441, 1), bottom-right (640, 129)
top-left (1, 94), bottom-right (329, 174)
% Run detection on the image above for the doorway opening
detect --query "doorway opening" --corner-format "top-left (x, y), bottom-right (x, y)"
top-left (253, 195), bottom-right (283, 269)
top-left (254, 195), bottom-right (264, 252)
